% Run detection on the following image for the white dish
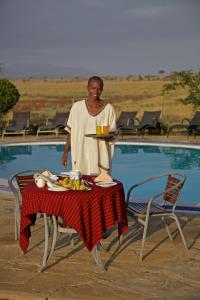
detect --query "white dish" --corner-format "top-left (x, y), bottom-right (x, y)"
top-left (95, 181), bottom-right (117, 187)
top-left (48, 175), bottom-right (59, 182)
top-left (48, 186), bottom-right (68, 192)
top-left (59, 172), bottom-right (71, 177)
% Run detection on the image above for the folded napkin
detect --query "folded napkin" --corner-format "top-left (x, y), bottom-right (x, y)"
top-left (94, 170), bottom-right (113, 183)
top-left (41, 170), bottom-right (53, 177)
top-left (34, 172), bottom-right (59, 188)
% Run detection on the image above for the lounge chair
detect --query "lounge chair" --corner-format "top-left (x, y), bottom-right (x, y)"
top-left (117, 111), bottom-right (138, 136)
top-left (117, 111), bottom-right (138, 129)
top-left (126, 173), bottom-right (188, 261)
top-left (37, 112), bottom-right (69, 136)
top-left (168, 111), bottom-right (200, 137)
top-left (136, 111), bottom-right (161, 135)
top-left (0, 113), bottom-right (3, 134)
top-left (2, 112), bottom-right (30, 138)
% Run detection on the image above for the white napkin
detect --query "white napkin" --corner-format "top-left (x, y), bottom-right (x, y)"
top-left (34, 172), bottom-right (58, 188)
top-left (94, 170), bottom-right (113, 183)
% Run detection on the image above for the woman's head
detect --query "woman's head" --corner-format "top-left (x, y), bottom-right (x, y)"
top-left (88, 76), bottom-right (104, 90)
top-left (87, 76), bottom-right (104, 100)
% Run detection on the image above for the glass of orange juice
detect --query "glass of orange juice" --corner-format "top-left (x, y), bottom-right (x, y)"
top-left (96, 125), bottom-right (102, 135)
top-left (102, 125), bottom-right (110, 136)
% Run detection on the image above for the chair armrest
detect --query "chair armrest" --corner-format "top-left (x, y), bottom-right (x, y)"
top-left (126, 175), bottom-right (162, 204)
top-left (8, 120), bottom-right (16, 127)
top-left (46, 118), bottom-right (53, 126)
top-left (37, 119), bottom-right (50, 127)
top-left (181, 118), bottom-right (190, 124)
top-left (126, 173), bottom-right (186, 214)
top-left (134, 117), bottom-right (140, 125)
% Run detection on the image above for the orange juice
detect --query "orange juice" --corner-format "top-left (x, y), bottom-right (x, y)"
top-left (102, 125), bottom-right (110, 135)
top-left (96, 125), bottom-right (102, 135)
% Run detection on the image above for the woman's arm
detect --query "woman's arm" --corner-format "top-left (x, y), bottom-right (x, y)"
top-left (61, 133), bottom-right (71, 167)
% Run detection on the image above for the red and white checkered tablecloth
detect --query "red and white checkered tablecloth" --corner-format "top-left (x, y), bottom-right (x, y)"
top-left (20, 177), bottom-right (128, 252)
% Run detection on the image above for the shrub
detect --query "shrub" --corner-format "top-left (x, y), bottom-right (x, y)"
top-left (0, 79), bottom-right (20, 114)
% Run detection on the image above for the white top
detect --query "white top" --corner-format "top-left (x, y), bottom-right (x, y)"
top-left (65, 99), bottom-right (116, 175)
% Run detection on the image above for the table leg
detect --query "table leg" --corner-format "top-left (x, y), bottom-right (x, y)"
top-left (92, 244), bottom-right (106, 272)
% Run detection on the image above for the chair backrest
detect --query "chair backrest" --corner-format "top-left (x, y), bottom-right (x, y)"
top-left (190, 111), bottom-right (200, 127)
top-left (52, 112), bottom-right (69, 127)
top-left (163, 173), bottom-right (186, 206)
top-left (117, 111), bottom-right (137, 128)
top-left (8, 169), bottom-right (44, 207)
top-left (139, 111), bottom-right (161, 129)
top-left (12, 112), bottom-right (30, 130)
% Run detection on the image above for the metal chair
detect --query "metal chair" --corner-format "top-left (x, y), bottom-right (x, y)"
top-left (8, 169), bottom-right (44, 240)
top-left (126, 173), bottom-right (188, 261)
top-left (8, 169), bottom-right (79, 272)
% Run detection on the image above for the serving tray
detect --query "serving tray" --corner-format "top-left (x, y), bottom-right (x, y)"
top-left (85, 132), bottom-right (117, 138)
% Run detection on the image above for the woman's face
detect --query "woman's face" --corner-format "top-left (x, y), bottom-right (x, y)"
top-left (87, 79), bottom-right (103, 100)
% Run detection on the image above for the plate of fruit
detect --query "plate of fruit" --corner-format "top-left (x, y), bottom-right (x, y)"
top-left (58, 177), bottom-right (91, 191)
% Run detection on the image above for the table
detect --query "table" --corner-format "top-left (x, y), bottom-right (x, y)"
top-left (20, 177), bottom-right (128, 271)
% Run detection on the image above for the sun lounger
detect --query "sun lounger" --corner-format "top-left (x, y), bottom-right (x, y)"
top-left (136, 111), bottom-right (161, 135)
top-left (168, 111), bottom-right (200, 137)
top-left (117, 111), bottom-right (138, 129)
top-left (37, 112), bottom-right (69, 136)
top-left (2, 112), bottom-right (30, 137)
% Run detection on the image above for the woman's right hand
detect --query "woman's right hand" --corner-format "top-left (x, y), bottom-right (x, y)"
top-left (61, 152), bottom-right (68, 168)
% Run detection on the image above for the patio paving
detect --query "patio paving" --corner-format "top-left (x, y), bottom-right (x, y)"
top-left (0, 134), bottom-right (200, 300)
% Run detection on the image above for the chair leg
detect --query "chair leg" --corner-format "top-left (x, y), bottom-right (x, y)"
top-left (92, 244), bottom-right (105, 271)
top-left (15, 208), bottom-right (19, 241)
top-left (38, 213), bottom-right (51, 272)
top-left (161, 216), bottom-right (173, 240)
top-left (173, 215), bottom-right (188, 251)
top-left (119, 234), bottom-right (123, 246)
top-left (45, 215), bottom-right (59, 263)
top-left (139, 215), bottom-right (150, 261)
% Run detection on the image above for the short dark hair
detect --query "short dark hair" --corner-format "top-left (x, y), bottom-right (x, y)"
top-left (87, 76), bottom-right (104, 90)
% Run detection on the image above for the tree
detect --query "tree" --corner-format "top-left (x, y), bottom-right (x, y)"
top-left (0, 79), bottom-right (20, 114)
top-left (162, 70), bottom-right (200, 109)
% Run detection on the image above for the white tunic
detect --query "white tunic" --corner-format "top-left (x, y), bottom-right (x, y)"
top-left (65, 100), bottom-right (116, 175)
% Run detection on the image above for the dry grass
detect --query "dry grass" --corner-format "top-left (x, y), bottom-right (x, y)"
top-left (9, 77), bottom-right (193, 124)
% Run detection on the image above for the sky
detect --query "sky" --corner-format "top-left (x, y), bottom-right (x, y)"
top-left (0, 0), bottom-right (200, 76)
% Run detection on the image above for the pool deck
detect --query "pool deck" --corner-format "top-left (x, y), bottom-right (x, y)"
top-left (1, 134), bottom-right (200, 300)
top-left (1, 133), bottom-right (200, 146)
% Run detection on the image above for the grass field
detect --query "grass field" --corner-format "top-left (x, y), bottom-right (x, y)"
top-left (9, 77), bottom-right (193, 126)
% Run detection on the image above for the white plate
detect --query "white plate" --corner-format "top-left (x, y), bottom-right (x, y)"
top-left (59, 172), bottom-right (71, 177)
top-left (95, 181), bottom-right (117, 187)
top-left (48, 175), bottom-right (59, 182)
top-left (48, 186), bottom-right (68, 192)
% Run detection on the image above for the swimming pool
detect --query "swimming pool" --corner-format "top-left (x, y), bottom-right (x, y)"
top-left (0, 142), bottom-right (200, 205)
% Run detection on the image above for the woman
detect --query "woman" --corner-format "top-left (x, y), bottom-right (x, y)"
top-left (61, 76), bottom-right (116, 175)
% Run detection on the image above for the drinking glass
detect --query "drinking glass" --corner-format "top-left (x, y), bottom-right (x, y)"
top-left (102, 125), bottom-right (110, 136)
top-left (96, 125), bottom-right (102, 135)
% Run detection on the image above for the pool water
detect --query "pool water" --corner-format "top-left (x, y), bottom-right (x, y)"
top-left (0, 143), bottom-right (200, 205)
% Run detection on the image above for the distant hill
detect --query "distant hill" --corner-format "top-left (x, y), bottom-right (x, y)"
top-left (0, 63), bottom-right (94, 78)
